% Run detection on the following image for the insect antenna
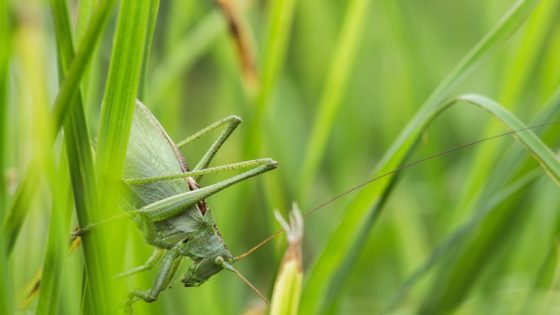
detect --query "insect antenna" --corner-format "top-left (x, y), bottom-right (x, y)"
top-left (221, 261), bottom-right (270, 305)
top-left (235, 120), bottom-right (560, 259)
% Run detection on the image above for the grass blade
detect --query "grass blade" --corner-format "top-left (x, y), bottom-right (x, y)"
top-left (51, 0), bottom-right (117, 130)
top-left (1, 0), bottom-right (117, 259)
top-left (0, 0), bottom-right (11, 312)
top-left (416, 93), bottom-right (560, 314)
top-left (39, 0), bottom-right (98, 313)
top-left (300, 1), bottom-right (539, 313)
top-left (387, 87), bottom-right (560, 311)
top-left (94, 0), bottom-right (157, 312)
top-left (245, 0), bottom-right (297, 157)
top-left (36, 154), bottom-right (72, 315)
top-left (453, 94), bottom-right (559, 181)
top-left (297, 0), bottom-right (370, 198)
top-left (148, 10), bottom-right (225, 105)
top-left (385, 169), bottom-right (542, 312)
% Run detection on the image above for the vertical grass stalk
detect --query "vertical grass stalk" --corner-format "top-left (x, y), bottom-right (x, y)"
top-left (94, 0), bottom-right (157, 312)
top-left (298, 0), bottom-right (370, 199)
top-left (0, 0), bottom-right (11, 312)
top-left (48, 0), bottom-right (99, 313)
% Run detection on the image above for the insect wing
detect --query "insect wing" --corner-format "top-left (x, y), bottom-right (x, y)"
top-left (124, 101), bottom-right (190, 208)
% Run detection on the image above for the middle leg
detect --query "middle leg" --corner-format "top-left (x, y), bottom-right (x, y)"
top-left (125, 247), bottom-right (182, 307)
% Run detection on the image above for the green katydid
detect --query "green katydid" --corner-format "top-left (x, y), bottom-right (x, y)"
top-left (111, 100), bottom-right (277, 308)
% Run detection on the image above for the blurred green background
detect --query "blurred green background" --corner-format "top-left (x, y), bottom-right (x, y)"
top-left (1, 0), bottom-right (560, 314)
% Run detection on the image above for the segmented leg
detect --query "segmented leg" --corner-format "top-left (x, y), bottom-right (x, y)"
top-left (116, 248), bottom-right (165, 278)
top-left (134, 160), bottom-right (277, 222)
top-left (124, 159), bottom-right (275, 185)
top-left (125, 247), bottom-right (183, 310)
top-left (176, 115), bottom-right (241, 181)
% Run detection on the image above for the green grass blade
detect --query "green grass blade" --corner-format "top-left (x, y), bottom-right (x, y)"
top-left (51, 0), bottom-right (117, 130)
top-left (453, 94), bottom-right (560, 181)
top-left (297, 0), bottom-right (370, 198)
top-left (387, 87), bottom-right (560, 311)
top-left (386, 169), bottom-right (541, 312)
top-left (0, 0), bottom-right (11, 312)
top-left (457, 0), bottom-right (560, 218)
top-left (245, 0), bottom-right (297, 157)
top-left (139, 0), bottom-right (160, 100)
top-left (2, 0), bottom-right (116, 259)
top-left (94, 0), bottom-right (156, 312)
top-left (416, 94), bottom-right (560, 314)
top-left (148, 10), bottom-right (224, 105)
top-left (36, 154), bottom-right (72, 315)
top-left (300, 1), bottom-right (539, 313)
top-left (39, 0), bottom-right (98, 313)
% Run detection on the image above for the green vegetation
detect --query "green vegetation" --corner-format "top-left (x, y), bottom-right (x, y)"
top-left (1, 0), bottom-right (559, 314)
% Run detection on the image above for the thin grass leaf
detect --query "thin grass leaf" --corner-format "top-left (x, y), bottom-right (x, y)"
top-left (94, 0), bottom-right (157, 312)
top-left (457, 0), bottom-right (560, 218)
top-left (300, 1), bottom-right (539, 313)
top-left (51, 0), bottom-right (117, 130)
top-left (245, 0), bottom-right (297, 157)
top-left (4, 6), bottom-right (54, 254)
top-left (387, 86), bottom-right (560, 311)
top-left (416, 93), bottom-right (560, 314)
top-left (385, 169), bottom-right (541, 312)
top-left (139, 0), bottom-right (160, 100)
top-left (148, 10), bottom-right (225, 105)
top-left (2, 0), bottom-right (117, 259)
top-left (0, 0), bottom-right (11, 312)
top-left (36, 153), bottom-right (72, 315)
top-left (297, 0), bottom-right (370, 198)
top-left (453, 94), bottom-right (560, 181)
top-left (39, 1), bottom-right (98, 313)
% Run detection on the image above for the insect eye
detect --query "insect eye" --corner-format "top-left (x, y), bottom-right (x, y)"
top-left (214, 256), bottom-right (224, 265)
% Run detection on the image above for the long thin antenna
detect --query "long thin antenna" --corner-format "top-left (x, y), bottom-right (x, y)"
top-left (235, 121), bottom-right (559, 259)
top-left (222, 262), bottom-right (270, 305)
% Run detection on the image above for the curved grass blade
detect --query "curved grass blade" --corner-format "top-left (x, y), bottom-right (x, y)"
top-left (416, 94), bottom-right (560, 314)
top-left (300, 1), bottom-right (540, 313)
top-left (458, 0), bottom-right (560, 218)
top-left (453, 94), bottom-right (559, 181)
top-left (386, 87), bottom-right (560, 312)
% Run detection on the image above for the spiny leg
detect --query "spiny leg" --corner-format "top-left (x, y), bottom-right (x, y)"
top-left (75, 159), bottom-right (277, 233)
top-left (116, 248), bottom-right (165, 278)
top-left (126, 247), bottom-right (182, 308)
top-left (176, 115), bottom-right (241, 181)
top-left (124, 158), bottom-right (275, 185)
top-left (133, 160), bottom-right (277, 222)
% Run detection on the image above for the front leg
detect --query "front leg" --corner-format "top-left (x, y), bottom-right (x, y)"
top-left (125, 247), bottom-right (182, 311)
